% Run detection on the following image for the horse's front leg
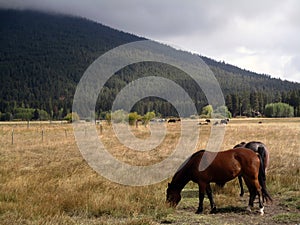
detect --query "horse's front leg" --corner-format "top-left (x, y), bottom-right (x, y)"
top-left (238, 175), bottom-right (244, 197)
top-left (196, 183), bottom-right (206, 214)
top-left (206, 183), bottom-right (216, 213)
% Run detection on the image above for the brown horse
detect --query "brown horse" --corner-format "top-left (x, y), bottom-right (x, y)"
top-left (233, 141), bottom-right (270, 199)
top-left (166, 148), bottom-right (270, 215)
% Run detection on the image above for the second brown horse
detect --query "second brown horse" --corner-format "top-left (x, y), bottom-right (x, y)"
top-left (166, 148), bottom-right (271, 215)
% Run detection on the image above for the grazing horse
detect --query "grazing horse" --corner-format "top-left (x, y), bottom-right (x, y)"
top-left (234, 141), bottom-right (270, 200)
top-left (166, 148), bottom-right (270, 215)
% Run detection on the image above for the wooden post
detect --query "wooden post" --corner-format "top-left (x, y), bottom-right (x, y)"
top-left (99, 124), bottom-right (103, 135)
top-left (65, 129), bottom-right (67, 138)
top-left (11, 129), bottom-right (14, 145)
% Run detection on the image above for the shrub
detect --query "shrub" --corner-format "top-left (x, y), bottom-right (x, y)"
top-left (201, 105), bottom-right (213, 118)
top-left (111, 110), bottom-right (127, 123)
top-left (200, 105), bottom-right (231, 118)
top-left (143, 111), bottom-right (156, 125)
top-left (64, 112), bottom-right (80, 122)
top-left (265, 102), bottom-right (294, 117)
top-left (128, 112), bottom-right (141, 126)
top-left (13, 108), bottom-right (35, 121)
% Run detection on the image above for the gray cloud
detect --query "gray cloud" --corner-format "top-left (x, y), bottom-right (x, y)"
top-left (1, 0), bottom-right (299, 82)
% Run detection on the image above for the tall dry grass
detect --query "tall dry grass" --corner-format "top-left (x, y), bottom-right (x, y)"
top-left (0, 118), bottom-right (299, 224)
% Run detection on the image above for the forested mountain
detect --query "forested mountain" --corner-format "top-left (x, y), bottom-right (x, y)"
top-left (1, 9), bottom-right (300, 120)
top-left (201, 56), bottom-right (300, 116)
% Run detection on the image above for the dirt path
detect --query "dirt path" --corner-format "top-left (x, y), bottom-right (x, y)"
top-left (160, 197), bottom-right (300, 225)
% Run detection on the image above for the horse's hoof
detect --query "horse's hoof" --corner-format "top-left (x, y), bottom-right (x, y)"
top-left (246, 206), bottom-right (252, 212)
top-left (195, 210), bottom-right (203, 214)
top-left (210, 207), bottom-right (217, 214)
top-left (259, 207), bottom-right (264, 216)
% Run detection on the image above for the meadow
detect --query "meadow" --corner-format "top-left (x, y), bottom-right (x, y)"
top-left (0, 118), bottom-right (299, 224)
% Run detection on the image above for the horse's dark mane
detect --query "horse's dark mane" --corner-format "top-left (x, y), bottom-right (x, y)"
top-left (191, 149), bottom-right (205, 157)
top-left (171, 150), bottom-right (206, 188)
top-left (174, 150), bottom-right (205, 173)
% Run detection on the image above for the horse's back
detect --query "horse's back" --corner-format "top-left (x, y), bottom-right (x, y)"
top-left (245, 142), bottom-right (264, 152)
top-left (231, 147), bottom-right (260, 163)
top-left (190, 148), bottom-right (257, 168)
top-left (191, 149), bottom-right (247, 183)
top-left (177, 148), bottom-right (261, 186)
top-left (191, 148), bottom-right (258, 165)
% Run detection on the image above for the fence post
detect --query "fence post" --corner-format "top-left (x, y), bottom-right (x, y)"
top-left (11, 129), bottom-right (14, 145)
top-left (99, 124), bottom-right (103, 135)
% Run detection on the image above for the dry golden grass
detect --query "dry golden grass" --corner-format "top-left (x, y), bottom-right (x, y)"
top-left (0, 118), bottom-right (299, 224)
top-left (99, 123), bottom-right (180, 166)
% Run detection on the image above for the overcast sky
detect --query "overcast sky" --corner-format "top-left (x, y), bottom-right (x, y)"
top-left (1, 0), bottom-right (300, 83)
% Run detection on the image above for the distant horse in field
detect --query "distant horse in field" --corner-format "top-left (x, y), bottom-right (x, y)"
top-left (234, 141), bottom-right (270, 199)
top-left (166, 148), bottom-right (271, 215)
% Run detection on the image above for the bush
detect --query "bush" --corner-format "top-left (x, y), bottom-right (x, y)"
top-left (105, 112), bottom-right (112, 124)
top-left (64, 112), bottom-right (80, 122)
top-left (0, 112), bottom-right (12, 121)
top-left (13, 108), bottom-right (35, 121)
top-left (201, 105), bottom-right (213, 118)
top-left (214, 105), bottom-right (232, 119)
top-left (200, 105), bottom-right (231, 119)
top-left (128, 112), bottom-right (141, 126)
top-left (111, 110), bottom-right (127, 123)
top-left (143, 111), bottom-right (156, 125)
top-left (38, 109), bottom-right (50, 120)
top-left (265, 102), bottom-right (294, 117)
top-left (33, 109), bottom-right (50, 120)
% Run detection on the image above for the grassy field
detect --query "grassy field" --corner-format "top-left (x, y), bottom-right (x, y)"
top-left (0, 118), bottom-right (299, 224)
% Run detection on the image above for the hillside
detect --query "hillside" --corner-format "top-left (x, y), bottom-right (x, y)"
top-left (1, 9), bottom-right (300, 119)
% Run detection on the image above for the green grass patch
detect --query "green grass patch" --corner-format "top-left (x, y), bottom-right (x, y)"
top-left (272, 213), bottom-right (300, 224)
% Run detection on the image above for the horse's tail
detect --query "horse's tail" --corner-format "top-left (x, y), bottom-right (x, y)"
top-left (257, 148), bottom-right (266, 185)
top-left (257, 148), bottom-right (272, 202)
top-left (262, 145), bottom-right (270, 170)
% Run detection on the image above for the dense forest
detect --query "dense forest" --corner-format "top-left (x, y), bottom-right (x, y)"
top-left (1, 9), bottom-right (300, 120)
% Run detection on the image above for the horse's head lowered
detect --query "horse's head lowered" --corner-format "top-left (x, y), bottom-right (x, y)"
top-left (166, 183), bottom-right (181, 207)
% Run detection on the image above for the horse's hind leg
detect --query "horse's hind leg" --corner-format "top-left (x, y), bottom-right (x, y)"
top-left (243, 177), bottom-right (257, 210)
top-left (256, 184), bottom-right (264, 215)
top-left (246, 186), bottom-right (256, 212)
top-left (238, 175), bottom-right (244, 197)
top-left (246, 180), bottom-right (264, 215)
top-left (252, 179), bottom-right (264, 215)
top-left (206, 183), bottom-right (216, 213)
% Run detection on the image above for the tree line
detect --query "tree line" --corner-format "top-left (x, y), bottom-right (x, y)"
top-left (224, 90), bottom-right (300, 117)
top-left (1, 9), bottom-right (300, 121)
